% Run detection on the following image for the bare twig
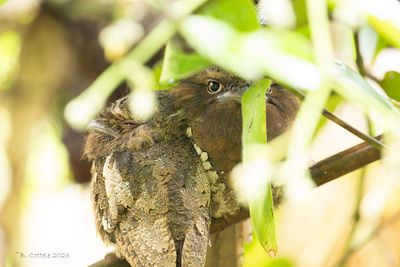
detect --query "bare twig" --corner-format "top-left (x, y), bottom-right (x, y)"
top-left (355, 32), bottom-right (366, 77)
top-left (288, 88), bottom-right (386, 151)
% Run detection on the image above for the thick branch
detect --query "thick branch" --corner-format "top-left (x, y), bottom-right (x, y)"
top-left (90, 137), bottom-right (382, 267)
top-left (309, 135), bottom-right (382, 186)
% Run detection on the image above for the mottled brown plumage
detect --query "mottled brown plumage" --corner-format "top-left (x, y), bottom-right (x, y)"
top-left (84, 67), bottom-right (300, 267)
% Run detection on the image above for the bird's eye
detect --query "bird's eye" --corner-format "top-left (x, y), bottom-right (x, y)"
top-left (207, 80), bottom-right (222, 94)
top-left (267, 83), bottom-right (274, 94)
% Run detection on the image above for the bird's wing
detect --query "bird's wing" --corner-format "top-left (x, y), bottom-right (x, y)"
top-left (84, 96), bottom-right (156, 161)
top-left (115, 216), bottom-right (176, 267)
top-left (96, 149), bottom-right (178, 267)
top-left (181, 217), bottom-right (210, 267)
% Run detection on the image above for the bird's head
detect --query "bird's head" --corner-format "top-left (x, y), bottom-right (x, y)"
top-left (172, 67), bottom-right (250, 172)
top-left (172, 67), bottom-right (250, 121)
top-left (172, 67), bottom-right (300, 172)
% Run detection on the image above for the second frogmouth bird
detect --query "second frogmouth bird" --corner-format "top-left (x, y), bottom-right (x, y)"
top-left (84, 67), bottom-right (300, 267)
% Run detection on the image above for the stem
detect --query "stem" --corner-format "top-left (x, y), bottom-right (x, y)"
top-left (288, 88), bottom-right (386, 151)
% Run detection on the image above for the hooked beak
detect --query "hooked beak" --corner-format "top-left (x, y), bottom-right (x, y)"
top-left (216, 85), bottom-right (250, 103)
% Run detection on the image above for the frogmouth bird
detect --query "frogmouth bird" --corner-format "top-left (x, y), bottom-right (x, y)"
top-left (84, 67), bottom-right (300, 267)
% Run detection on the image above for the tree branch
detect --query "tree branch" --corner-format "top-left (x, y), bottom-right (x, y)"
top-left (309, 135), bottom-right (382, 186)
top-left (89, 136), bottom-right (382, 267)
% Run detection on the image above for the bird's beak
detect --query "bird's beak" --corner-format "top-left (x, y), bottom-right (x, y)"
top-left (216, 85), bottom-right (249, 103)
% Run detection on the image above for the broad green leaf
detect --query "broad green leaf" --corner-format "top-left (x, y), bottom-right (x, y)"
top-left (197, 0), bottom-right (259, 32)
top-left (180, 16), bottom-right (400, 128)
top-left (159, 40), bottom-right (210, 85)
top-left (332, 62), bottom-right (400, 118)
top-left (368, 15), bottom-right (400, 48)
top-left (381, 71), bottom-right (400, 101)
top-left (242, 79), bottom-right (277, 256)
top-left (180, 15), bottom-right (319, 89)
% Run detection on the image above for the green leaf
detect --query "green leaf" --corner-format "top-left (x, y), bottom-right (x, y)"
top-left (180, 15), bottom-right (318, 89)
top-left (292, 0), bottom-right (308, 28)
top-left (197, 0), bottom-right (259, 32)
top-left (159, 40), bottom-right (210, 85)
top-left (242, 80), bottom-right (270, 148)
top-left (332, 62), bottom-right (399, 117)
top-left (244, 236), bottom-right (294, 267)
top-left (358, 26), bottom-right (386, 65)
top-left (368, 15), bottom-right (400, 48)
top-left (242, 79), bottom-right (277, 256)
top-left (381, 71), bottom-right (400, 102)
top-left (180, 16), bottom-right (400, 125)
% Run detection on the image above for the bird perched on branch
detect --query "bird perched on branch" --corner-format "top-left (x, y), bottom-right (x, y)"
top-left (84, 67), bottom-right (299, 267)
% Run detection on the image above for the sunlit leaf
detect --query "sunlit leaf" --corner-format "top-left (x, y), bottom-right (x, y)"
top-left (332, 61), bottom-right (399, 118)
top-left (159, 40), bottom-right (210, 85)
top-left (242, 79), bottom-right (277, 256)
top-left (197, 0), bottom-right (259, 31)
top-left (381, 71), bottom-right (400, 101)
top-left (258, 0), bottom-right (296, 28)
top-left (180, 15), bottom-right (400, 128)
top-left (180, 15), bottom-right (319, 89)
top-left (368, 15), bottom-right (400, 48)
top-left (358, 26), bottom-right (386, 65)
top-left (244, 235), bottom-right (293, 267)
top-left (244, 234), bottom-right (294, 266)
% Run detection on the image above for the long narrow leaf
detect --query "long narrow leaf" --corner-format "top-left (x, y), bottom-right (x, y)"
top-left (242, 79), bottom-right (277, 256)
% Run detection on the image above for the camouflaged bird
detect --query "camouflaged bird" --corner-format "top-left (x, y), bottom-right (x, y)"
top-left (84, 67), bottom-right (300, 267)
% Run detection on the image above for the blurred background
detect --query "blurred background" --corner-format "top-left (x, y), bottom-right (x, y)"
top-left (1, 0), bottom-right (400, 267)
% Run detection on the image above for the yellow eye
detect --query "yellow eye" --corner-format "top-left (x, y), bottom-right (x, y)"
top-left (207, 80), bottom-right (222, 94)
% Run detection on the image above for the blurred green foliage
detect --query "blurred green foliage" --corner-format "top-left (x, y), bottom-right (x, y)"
top-left (58, 0), bottom-right (400, 263)
top-left (160, 40), bottom-right (210, 85)
top-left (381, 71), bottom-right (400, 101)
top-left (197, 0), bottom-right (259, 31)
top-left (368, 16), bottom-right (400, 48)
top-left (0, 30), bottom-right (21, 91)
top-left (1, 0), bottom-right (400, 266)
